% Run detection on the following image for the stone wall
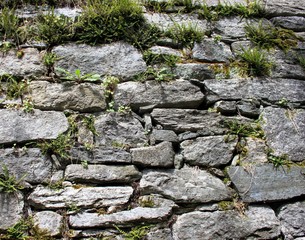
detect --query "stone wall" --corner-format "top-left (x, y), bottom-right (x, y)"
top-left (0, 0), bottom-right (305, 239)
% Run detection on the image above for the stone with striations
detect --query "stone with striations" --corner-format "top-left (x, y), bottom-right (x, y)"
top-left (173, 63), bottom-right (215, 80)
top-left (0, 109), bottom-right (68, 144)
top-left (264, 0), bottom-right (305, 17)
top-left (33, 211), bottom-right (63, 236)
top-left (271, 16), bottom-right (305, 31)
top-left (150, 129), bottom-right (179, 143)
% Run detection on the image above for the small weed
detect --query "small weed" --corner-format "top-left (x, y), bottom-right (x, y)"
top-left (143, 50), bottom-right (181, 67)
top-left (66, 202), bottom-right (80, 213)
top-left (138, 196), bottom-right (155, 208)
top-left (155, 67), bottom-right (176, 81)
top-left (102, 75), bottom-right (120, 110)
top-left (114, 225), bottom-right (152, 240)
top-left (277, 98), bottom-right (289, 107)
top-left (0, 75), bottom-right (28, 100)
top-left (218, 201), bottom-right (234, 211)
top-left (0, 7), bottom-right (20, 43)
top-left (56, 67), bottom-right (101, 83)
top-left (223, 120), bottom-right (265, 139)
top-left (0, 165), bottom-right (25, 193)
top-left (118, 105), bottom-right (132, 114)
top-left (209, 63), bottom-right (231, 79)
top-left (81, 160), bottom-right (88, 169)
top-left (22, 98), bottom-right (34, 113)
top-left (0, 41), bottom-right (13, 53)
top-left (48, 179), bottom-right (64, 191)
top-left (81, 115), bottom-right (98, 136)
top-left (43, 52), bottom-right (61, 76)
top-left (1, 218), bottom-right (31, 240)
top-left (298, 55), bottom-right (305, 70)
top-left (268, 153), bottom-right (291, 168)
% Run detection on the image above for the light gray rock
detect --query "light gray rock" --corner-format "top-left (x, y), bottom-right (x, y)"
top-left (69, 206), bottom-right (173, 228)
top-left (264, 0), bottom-right (305, 17)
top-left (228, 164), bottom-right (305, 202)
top-left (92, 148), bottom-right (132, 164)
top-left (0, 109), bottom-right (68, 144)
top-left (172, 206), bottom-right (280, 240)
top-left (0, 148), bottom-right (52, 184)
top-left (150, 129), bottom-right (179, 143)
top-left (278, 201), bottom-right (305, 240)
top-left (131, 141), bottom-right (175, 167)
top-left (192, 39), bottom-right (233, 63)
top-left (140, 167), bottom-right (231, 203)
top-left (173, 63), bottom-right (215, 80)
top-left (271, 16), bottom-right (305, 31)
top-left (0, 192), bottom-right (24, 230)
top-left (238, 137), bottom-right (268, 165)
top-left (0, 48), bottom-right (44, 77)
top-left (204, 78), bottom-right (305, 104)
top-left (28, 185), bottom-right (133, 209)
top-left (53, 42), bottom-right (146, 80)
top-left (54, 7), bottom-right (82, 18)
top-left (181, 136), bottom-right (237, 167)
top-left (147, 228), bottom-right (173, 240)
top-left (148, 46), bottom-right (183, 57)
top-left (114, 80), bottom-right (204, 111)
top-left (261, 107), bottom-right (305, 161)
top-left (29, 81), bottom-right (107, 112)
top-left (33, 211), bottom-right (63, 236)
top-left (65, 164), bottom-right (141, 184)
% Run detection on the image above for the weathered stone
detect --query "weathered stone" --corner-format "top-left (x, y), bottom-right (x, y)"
top-left (192, 39), bottom-right (233, 63)
top-left (131, 141), bottom-right (174, 167)
top-left (228, 164), bottom-right (305, 202)
top-left (214, 100), bottom-right (237, 115)
top-left (150, 129), bottom-right (179, 143)
top-left (172, 206), bottom-right (280, 240)
top-left (148, 46), bottom-right (183, 57)
top-left (0, 48), bottom-right (44, 77)
top-left (53, 43), bottom-right (146, 80)
top-left (92, 148), bottom-right (132, 164)
top-left (0, 148), bottom-right (52, 184)
top-left (271, 16), bottom-right (305, 31)
top-left (65, 164), bottom-right (141, 184)
top-left (29, 81), bottom-right (107, 112)
top-left (69, 206), bottom-right (173, 228)
top-left (0, 109), bottom-right (68, 144)
top-left (0, 192), bottom-right (24, 230)
top-left (261, 107), bottom-right (305, 161)
top-left (181, 136), bottom-right (237, 167)
top-left (147, 228), bottom-right (173, 240)
top-left (278, 201), bottom-right (305, 240)
top-left (28, 186), bottom-right (133, 209)
top-left (204, 78), bottom-right (305, 104)
top-left (114, 80), bottom-right (204, 111)
top-left (33, 211), bottom-right (63, 236)
top-left (173, 63), bottom-right (215, 80)
top-left (140, 167), bottom-right (231, 203)
top-left (264, 0), bottom-right (305, 17)
top-left (236, 101), bottom-right (261, 118)
top-left (238, 137), bottom-right (268, 165)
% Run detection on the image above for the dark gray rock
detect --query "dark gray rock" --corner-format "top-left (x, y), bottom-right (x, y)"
top-left (30, 81), bottom-right (107, 112)
top-left (0, 148), bottom-right (52, 184)
top-left (33, 211), bottom-right (63, 236)
top-left (214, 101), bottom-right (237, 115)
top-left (140, 167), bottom-right (232, 203)
top-left (228, 164), bottom-right (305, 202)
top-left (0, 192), bottom-right (24, 230)
top-left (131, 141), bottom-right (175, 167)
top-left (92, 148), bottom-right (132, 164)
top-left (173, 63), bottom-right (215, 80)
top-left (261, 107), bottom-right (305, 161)
top-left (192, 39), bottom-right (233, 63)
top-left (0, 48), bottom-right (44, 77)
top-left (28, 186), bottom-right (133, 209)
top-left (150, 129), bottom-right (179, 143)
top-left (0, 109), bottom-right (68, 144)
top-left (204, 78), bottom-right (305, 104)
top-left (278, 201), bottom-right (305, 240)
top-left (237, 101), bottom-right (261, 118)
top-left (181, 136), bottom-right (237, 167)
top-left (114, 80), bottom-right (204, 111)
top-left (264, 0), bottom-right (305, 17)
top-left (271, 16), bottom-right (305, 31)
top-left (53, 43), bottom-right (146, 80)
top-left (172, 206), bottom-right (280, 240)
top-left (65, 164), bottom-right (141, 184)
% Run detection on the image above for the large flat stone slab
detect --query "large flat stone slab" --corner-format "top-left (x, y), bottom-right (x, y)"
top-left (264, 0), bottom-right (305, 17)
top-left (172, 206), bottom-right (280, 240)
top-left (271, 16), bottom-right (305, 31)
top-left (0, 109), bottom-right (68, 144)
top-left (261, 107), bottom-right (305, 161)
top-left (53, 43), bottom-right (146, 80)
top-left (228, 164), bottom-right (305, 202)
top-left (64, 164), bottom-right (141, 184)
top-left (0, 148), bottom-right (52, 184)
top-left (28, 186), bottom-right (133, 209)
top-left (114, 80), bottom-right (204, 110)
top-left (30, 81), bottom-right (107, 112)
top-left (140, 167), bottom-right (231, 203)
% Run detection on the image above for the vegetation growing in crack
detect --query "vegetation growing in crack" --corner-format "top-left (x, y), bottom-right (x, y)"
top-left (0, 74), bottom-right (29, 100)
top-left (223, 120), bottom-right (265, 140)
top-left (114, 225), bottom-right (153, 240)
top-left (0, 165), bottom-right (25, 193)
top-left (55, 67), bottom-right (101, 83)
top-left (143, 50), bottom-right (181, 67)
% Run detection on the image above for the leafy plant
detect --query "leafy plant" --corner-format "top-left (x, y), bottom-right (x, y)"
top-left (143, 50), bottom-right (181, 67)
top-left (268, 154), bottom-right (290, 168)
top-left (155, 67), bottom-right (176, 81)
top-left (2, 218), bottom-right (31, 240)
top-left (115, 225), bottom-right (152, 240)
top-left (0, 75), bottom-right (28, 99)
top-left (0, 165), bottom-right (25, 193)
top-left (43, 52), bottom-right (61, 76)
top-left (102, 75), bottom-right (120, 110)
top-left (82, 115), bottom-right (98, 136)
top-left (298, 55), bottom-right (305, 70)
top-left (223, 120), bottom-right (265, 139)
top-left (0, 7), bottom-right (20, 43)
top-left (56, 67), bottom-right (101, 83)
top-left (22, 98), bottom-right (34, 113)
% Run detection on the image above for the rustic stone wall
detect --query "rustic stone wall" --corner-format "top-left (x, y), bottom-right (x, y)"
top-left (0, 0), bottom-right (305, 239)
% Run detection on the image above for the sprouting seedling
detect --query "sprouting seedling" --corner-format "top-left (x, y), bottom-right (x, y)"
top-left (55, 67), bottom-right (101, 83)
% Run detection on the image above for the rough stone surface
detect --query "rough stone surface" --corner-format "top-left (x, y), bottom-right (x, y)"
top-left (0, 148), bottom-right (52, 184)
top-left (114, 80), bottom-right (204, 110)
top-left (140, 167), bottom-right (231, 203)
top-left (33, 211), bottom-right (63, 236)
top-left (261, 107), bottom-right (305, 161)
top-left (173, 63), bottom-right (215, 80)
top-left (236, 100), bottom-right (261, 118)
top-left (271, 16), bottom-right (305, 31)
top-left (228, 164), bottom-right (305, 202)
top-left (150, 129), bottom-right (179, 143)
top-left (0, 192), bottom-right (24, 230)
top-left (65, 164), bottom-right (141, 184)
top-left (181, 136), bottom-right (237, 167)
top-left (147, 228), bottom-right (173, 240)
top-left (131, 141), bottom-right (175, 167)
top-left (278, 201), bottom-right (305, 240)
top-left (192, 39), bottom-right (233, 63)
top-left (214, 100), bottom-right (237, 115)
top-left (28, 186), bottom-right (133, 209)
top-left (53, 43), bottom-right (146, 80)
top-left (264, 0), bottom-right (305, 17)
top-left (172, 206), bottom-right (280, 240)
top-left (148, 46), bottom-right (183, 57)
top-left (30, 81), bottom-right (107, 112)
top-left (0, 109), bottom-right (68, 144)
top-left (0, 48), bottom-right (44, 77)
top-left (238, 137), bottom-right (268, 165)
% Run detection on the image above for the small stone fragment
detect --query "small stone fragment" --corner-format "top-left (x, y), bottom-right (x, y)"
top-left (33, 211), bottom-right (63, 236)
